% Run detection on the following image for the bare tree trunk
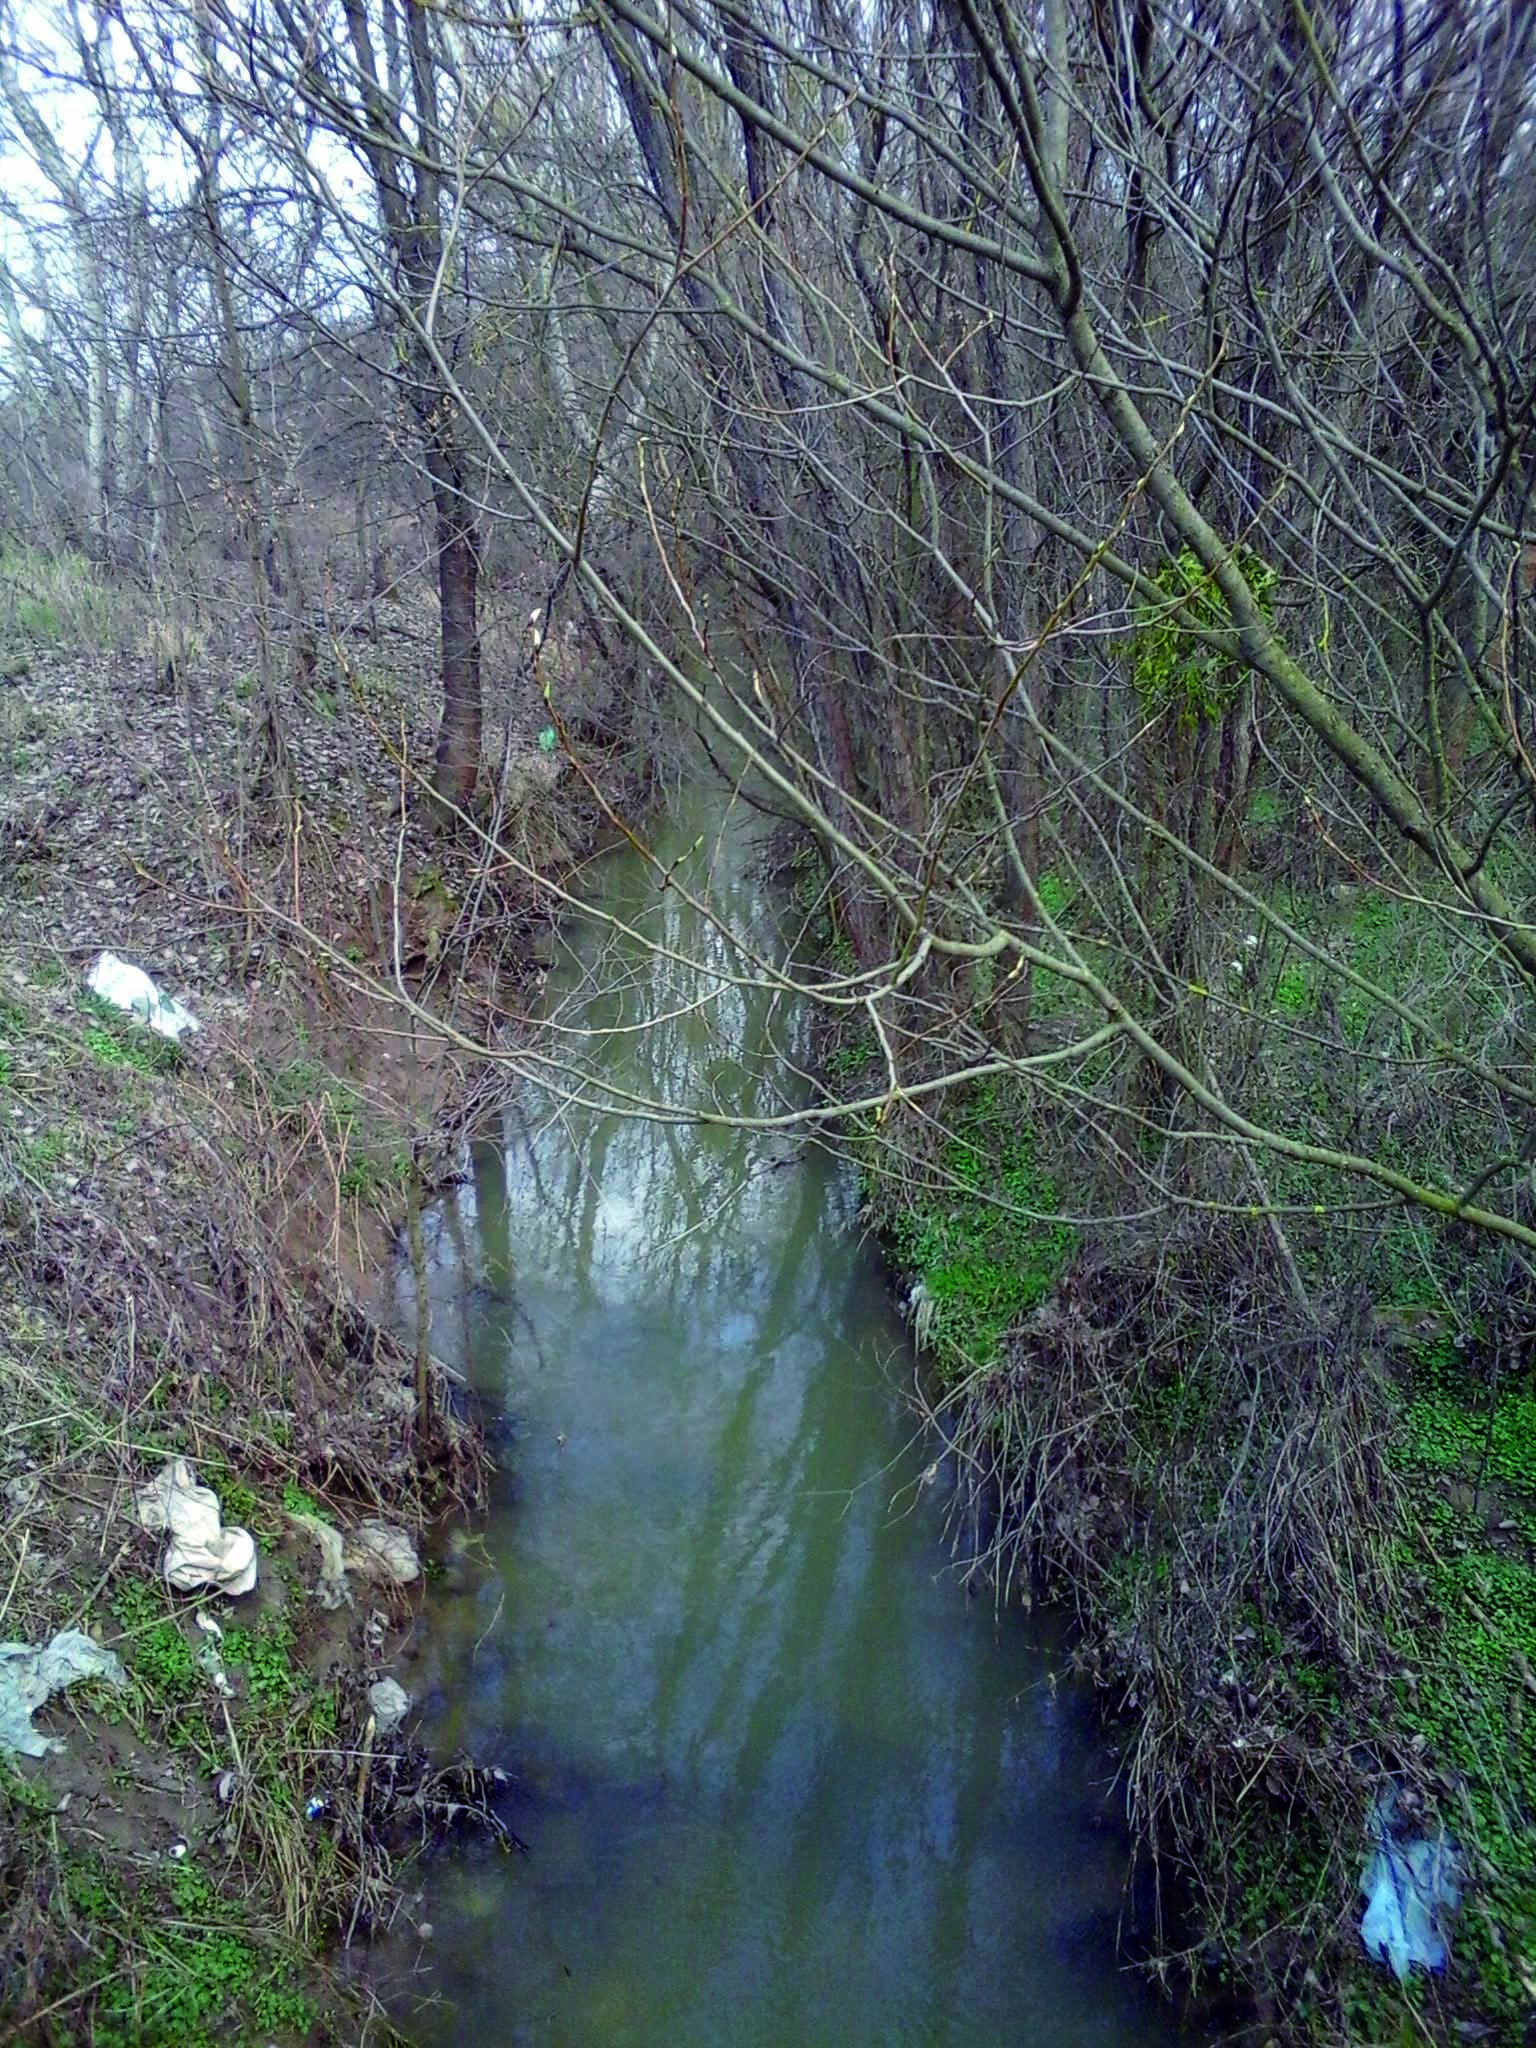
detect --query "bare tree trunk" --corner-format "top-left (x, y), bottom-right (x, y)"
top-left (430, 456), bottom-right (482, 807)
top-left (335, 0), bottom-right (482, 820)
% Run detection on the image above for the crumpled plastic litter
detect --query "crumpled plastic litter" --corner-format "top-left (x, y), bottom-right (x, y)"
top-left (1360, 1789), bottom-right (1460, 1980)
top-left (87, 951), bottom-right (199, 1041)
top-left (285, 1509), bottom-right (350, 1611)
top-left (366, 1678), bottom-right (411, 1736)
top-left (134, 1457), bottom-right (258, 1596)
top-left (0, 1629), bottom-right (126, 1758)
top-left (342, 1519), bottom-right (420, 1586)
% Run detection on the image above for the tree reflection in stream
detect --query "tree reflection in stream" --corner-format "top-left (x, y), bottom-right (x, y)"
top-left (394, 799), bottom-right (1186, 2048)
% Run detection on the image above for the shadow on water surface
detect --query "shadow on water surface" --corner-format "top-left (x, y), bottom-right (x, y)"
top-left (391, 799), bottom-right (1191, 2048)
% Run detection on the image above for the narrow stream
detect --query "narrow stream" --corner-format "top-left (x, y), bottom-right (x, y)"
top-left (396, 794), bottom-right (1183, 2047)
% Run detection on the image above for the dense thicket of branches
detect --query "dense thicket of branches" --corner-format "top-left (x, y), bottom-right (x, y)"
top-left (8, 0), bottom-right (1531, 1228)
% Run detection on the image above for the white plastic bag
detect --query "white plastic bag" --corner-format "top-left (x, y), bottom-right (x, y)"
top-left (87, 952), bottom-right (199, 1041)
top-left (135, 1457), bottom-right (257, 1596)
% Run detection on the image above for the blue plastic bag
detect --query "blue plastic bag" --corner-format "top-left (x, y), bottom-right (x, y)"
top-left (1360, 1790), bottom-right (1460, 1981)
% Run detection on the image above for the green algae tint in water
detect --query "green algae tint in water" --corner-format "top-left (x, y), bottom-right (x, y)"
top-left (398, 800), bottom-right (1183, 2048)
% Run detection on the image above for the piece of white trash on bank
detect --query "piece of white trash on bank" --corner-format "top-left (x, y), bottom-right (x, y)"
top-left (342, 1519), bottom-right (420, 1586)
top-left (134, 1457), bottom-right (258, 1596)
top-left (0, 1630), bottom-right (126, 1758)
top-left (1360, 1788), bottom-right (1460, 1980)
top-left (367, 1678), bottom-right (412, 1737)
top-left (905, 1279), bottom-right (937, 1349)
top-left (86, 951), bottom-right (199, 1041)
top-left (286, 1508), bottom-right (350, 1610)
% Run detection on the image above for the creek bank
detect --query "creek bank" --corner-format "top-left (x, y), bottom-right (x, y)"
top-left (815, 992), bottom-right (1535, 2048)
top-left (0, 599), bottom-right (639, 2042)
top-left (0, 881), bottom-right (485, 2046)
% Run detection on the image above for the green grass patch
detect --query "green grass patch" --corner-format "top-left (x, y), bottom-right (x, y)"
top-left (887, 1080), bottom-right (1076, 1374)
top-left (0, 542), bottom-right (146, 654)
top-left (1378, 1348), bottom-right (1536, 2038)
top-left (266, 1055), bottom-right (359, 1121)
top-left (109, 1581), bottom-right (202, 1706)
top-left (1328, 887), bottom-right (1500, 1053)
top-left (350, 660), bottom-right (399, 707)
top-left (0, 1588), bottom-right (344, 2044)
top-left (0, 1805), bottom-right (325, 2048)
top-left (1387, 1536), bottom-right (1536, 2036)
top-left (1025, 873), bottom-right (1113, 1027)
top-left (49, 1837), bottom-right (317, 2048)
top-left (1401, 1387), bottom-right (1536, 1496)
top-left (824, 1031), bottom-right (877, 1083)
top-left (222, 1613), bottom-right (299, 1712)
top-left (79, 993), bottom-right (184, 1075)
top-left (17, 1126), bottom-right (72, 1179)
top-left (211, 1474), bottom-right (261, 1528)
top-left (1273, 960), bottom-right (1311, 1013)
top-left (260, 1053), bottom-right (413, 1205)
top-left (16, 595), bottom-right (60, 641)
top-left (338, 1147), bottom-right (412, 1202)
top-left (1035, 871), bottom-right (1069, 918)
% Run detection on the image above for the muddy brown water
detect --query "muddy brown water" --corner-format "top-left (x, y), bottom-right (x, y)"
top-left (393, 795), bottom-right (1187, 2046)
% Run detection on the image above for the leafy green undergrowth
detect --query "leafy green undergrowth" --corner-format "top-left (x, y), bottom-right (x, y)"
top-left (79, 990), bottom-right (185, 1076)
top-left (1402, 1385), bottom-right (1536, 1505)
top-left (266, 1054), bottom-right (359, 1122)
top-left (1387, 1361), bottom-right (1536, 2036)
top-left (0, 1772), bottom-right (319, 2048)
top-left (824, 1029), bottom-right (878, 1085)
top-left (1394, 1539), bottom-right (1536, 2032)
top-left (1215, 1331), bottom-right (1536, 2041)
top-left (95, 1865), bottom-right (316, 2048)
top-left (108, 1579), bottom-right (321, 1731)
top-left (109, 1580), bottom-right (205, 1706)
top-left (281, 1480), bottom-right (327, 1522)
top-left (1028, 872), bottom-right (1103, 1023)
top-left (1216, 886), bottom-right (1497, 1065)
top-left (223, 1612), bottom-right (305, 1714)
top-left (0, 1441), bottom-right (406, 2041)
top-left (883, 1078), bottom-right (1077, 1378)
top-left (1210, 1538), bottom-right (1536, 2043)
top-left (1330, 889), bottom-right (1500, 1049)
top-left (1090, 1325), bottom-right (1536, 2040)
top-left (0, 981), bottom-right (182, 1133)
